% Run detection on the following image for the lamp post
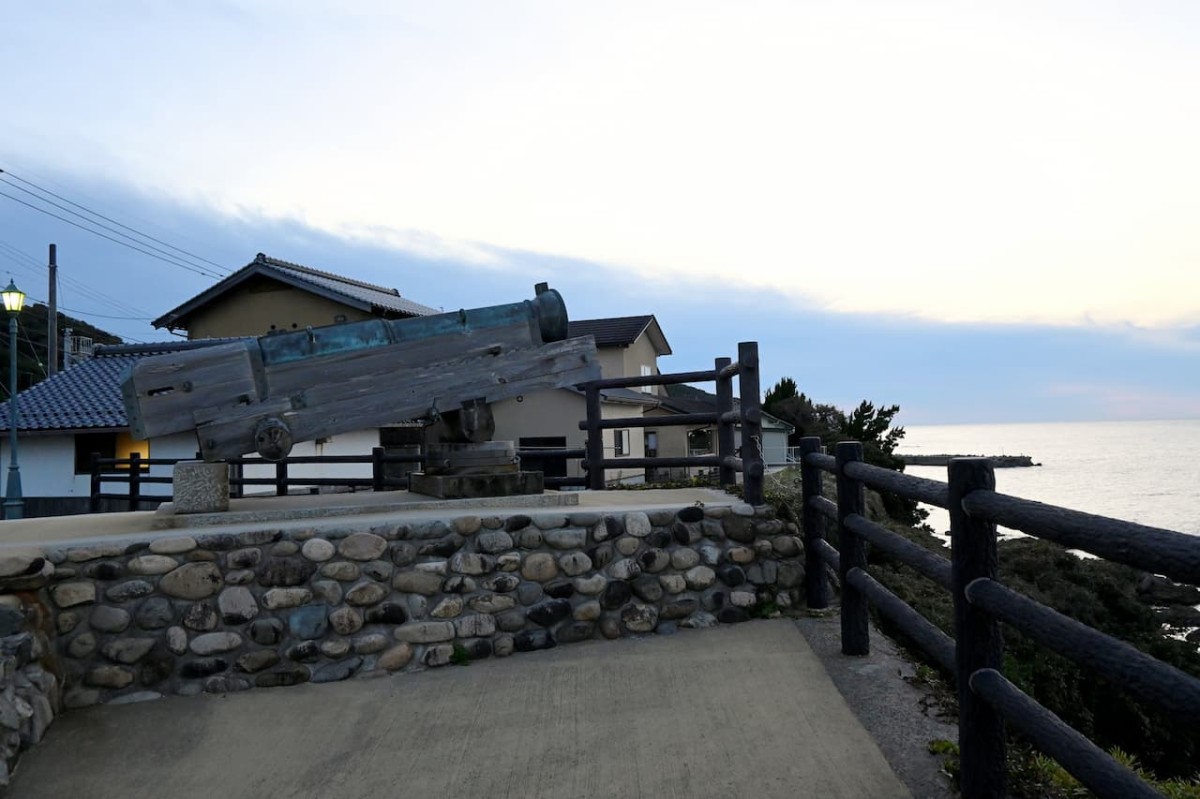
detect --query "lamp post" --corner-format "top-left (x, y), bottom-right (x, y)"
top-left (2, 279), bottom-right (24, 520)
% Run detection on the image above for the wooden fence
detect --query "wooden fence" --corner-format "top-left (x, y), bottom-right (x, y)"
top-left (88, 447), bottom-right (588, 511)
top-left (580, 341), bottom-right (765, 503)
top-left (800, 436), bottom-right (1200, 799)
top-left (88, 449), bottom-right (422, 512)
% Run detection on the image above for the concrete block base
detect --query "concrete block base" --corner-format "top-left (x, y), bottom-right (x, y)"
top-left (172, 461), bottom-right (230, 514)
top-left (408, 471), bottom-right (543, 499)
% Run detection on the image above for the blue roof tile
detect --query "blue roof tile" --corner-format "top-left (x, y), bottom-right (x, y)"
top-left (0, 341), bottom-right (230, 432)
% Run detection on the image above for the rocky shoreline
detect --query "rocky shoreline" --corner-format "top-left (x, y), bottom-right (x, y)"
top-left (900, 454), bottom-right (1040, 468)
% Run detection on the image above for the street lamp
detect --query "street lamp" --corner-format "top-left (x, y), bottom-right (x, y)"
top-left (2, 279), bottom-right (24, 520)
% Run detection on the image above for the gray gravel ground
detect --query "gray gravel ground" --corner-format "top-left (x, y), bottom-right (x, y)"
top-left (793, 613), bottom-right (959, 799)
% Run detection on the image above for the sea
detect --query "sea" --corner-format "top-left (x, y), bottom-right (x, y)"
top-left (896, 419), bottom-right (1200, 539)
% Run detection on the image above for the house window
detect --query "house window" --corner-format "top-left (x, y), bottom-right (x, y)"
top-left (74, 432), bottom-right (149, 474)
top-left (687, 428), bottom-right (713, 456)
top-left (639, 364), bottom-right (653, 393)
top-left (614, 429), bottom-right (631, 457)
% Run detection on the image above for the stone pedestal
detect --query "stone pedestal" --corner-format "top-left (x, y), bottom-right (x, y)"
top-left (172, 461), bottom-right (230, 514)
top-left (408, 471), bottom-right (544, 500)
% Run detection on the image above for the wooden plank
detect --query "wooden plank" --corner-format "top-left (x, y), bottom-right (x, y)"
top-left (195, 337), bottom-right (599, 460)
top-left (124, 342), bottom-right (260, 439)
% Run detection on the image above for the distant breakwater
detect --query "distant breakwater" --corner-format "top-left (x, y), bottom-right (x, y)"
top-left (900, 454), bottom-right (1040, 468)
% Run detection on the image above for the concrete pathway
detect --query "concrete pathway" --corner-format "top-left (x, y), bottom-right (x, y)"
top-left (6, 620), bottom-right (911, 799)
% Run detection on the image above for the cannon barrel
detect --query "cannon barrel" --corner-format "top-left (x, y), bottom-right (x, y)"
top-left (122, 284), bottom-right (598, 461)
top-left (255, 282), bottom-right (567, 366)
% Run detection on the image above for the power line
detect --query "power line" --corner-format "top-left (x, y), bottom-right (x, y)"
top-left (0, 238), bottom-right (156, 319)
top-left (57, 275), bottom-right (156, 320)
top-left (15, 318), bottom-right (47, 380)
top-left (56, 306), bottom-right (153, 321)
top-left (0, 240), bottom-right (41, 268)
top-left (0, 164), bottom-right (227, 276)
top-left (0, 184), bottom-right (225, 280)
top-left (0, 168), bottom-right (232, 276)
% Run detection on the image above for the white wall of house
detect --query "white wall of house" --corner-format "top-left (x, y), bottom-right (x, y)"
top-left (0, 431), bottom-right (199, 499)
top-left (762, 428), bottom-right (791, 466)
top-left (235, 429), bottom-right (384, 495)
top-left (619, 335), bottom-right (666, 397)
top-left (491, 390), bottom-right (650, 483)
top-left (599, 399), bottom-right (649, 484)
top-left (0, 428), bottom-right (393, 501)
top-left (0, 435), bottom-right (79, 498)
top-left (492, 390), bottom-right (587, 478)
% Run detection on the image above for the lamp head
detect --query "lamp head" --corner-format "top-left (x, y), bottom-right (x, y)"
top-left (1, 280), bottom-right (24, 315)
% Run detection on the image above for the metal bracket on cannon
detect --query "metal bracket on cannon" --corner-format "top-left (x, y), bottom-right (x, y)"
top-left (410, 398), bottom-right (543, 499)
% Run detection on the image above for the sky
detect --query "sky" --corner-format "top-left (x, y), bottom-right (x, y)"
top-left (1, 1), bottom-right (1198, 425)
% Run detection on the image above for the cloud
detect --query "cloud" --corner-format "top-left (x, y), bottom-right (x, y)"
top-left (1039, 381), bottom-right (1200, 420)
top-left (5, 3), bottom-right (1200, 327)
top-left (327, 223), bottom-right (507, 269)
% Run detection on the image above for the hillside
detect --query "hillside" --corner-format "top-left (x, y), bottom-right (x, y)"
top-left (0, 304), bottom-right (123, 398)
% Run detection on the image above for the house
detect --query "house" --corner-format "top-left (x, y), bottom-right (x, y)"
top-left (0, 341), bottom-right (213, 516)
top-left (152, 252), bottom-right (440, 338)
top-left (647, 384), bottom-right (795, 481)
top-left (491, 315), bottom-right (672, 485)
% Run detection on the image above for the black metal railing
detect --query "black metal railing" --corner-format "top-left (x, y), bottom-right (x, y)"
top-left (579, 341), bottom-right (764, 503)
top-left (800, 436), bottom-right (1200, 799)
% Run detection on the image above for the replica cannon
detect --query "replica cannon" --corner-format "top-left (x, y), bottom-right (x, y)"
top-left (122, 284), bottom-right (599, 496)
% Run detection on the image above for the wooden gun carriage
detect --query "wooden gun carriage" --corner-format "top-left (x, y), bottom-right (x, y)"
top-left (122, 284), bottom-right (600, 465)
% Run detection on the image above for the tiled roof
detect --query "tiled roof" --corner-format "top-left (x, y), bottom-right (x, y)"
top-left (0, 340), bottom-right (232, 432)
top-left (568, 316), bottom-right (655, 347)
top-left (153, 253), bottom-right (439, 331)
top-left (568, 315), bottom-right (672, 355)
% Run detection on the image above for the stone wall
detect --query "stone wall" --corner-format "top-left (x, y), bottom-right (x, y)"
top-left (0, 555), bottom-right (63, 788)
top-left (7, 503), bottom-right (802, 711)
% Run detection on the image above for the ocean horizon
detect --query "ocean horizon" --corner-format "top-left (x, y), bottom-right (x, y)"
top-left (896, 418), bottom-right (1200, 537)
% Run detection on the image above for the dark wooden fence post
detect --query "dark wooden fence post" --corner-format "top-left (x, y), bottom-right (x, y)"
top-left (836, 441), bottom-right (868, 655)
top-left (949, 457), bottom-right (1006, 799)
top-left (800, 436), bottom-right (828, 610)
top-left (275, 460), bottom-right (288, 496)
top-left (715, 356), bottom-right (736, 487)
top-left (128, 452), bottom-right (142, 511)
top-left (585, 384), bottom-right (605, 490)
top-left (89, 452), bottom-right (102, 514)
top-left (737, 341), bottom-right (764, 505)
top-left (371, 447), bottom-right (385, 492)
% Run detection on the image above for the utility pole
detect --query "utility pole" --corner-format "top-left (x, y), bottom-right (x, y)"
top-left (47, 244), bottom-right (57, 377)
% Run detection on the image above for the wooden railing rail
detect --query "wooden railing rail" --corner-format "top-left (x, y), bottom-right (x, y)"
top-left (89, 448), bottom-right (423, 512)
top-left (89, 444), bottom-right (595, 509)
top-left (580, 341), bottom-right (764, 504)
top-left (515, 447), bottom-right (588, 489)
top-left (799, 435), bottom-right (1200, 799)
